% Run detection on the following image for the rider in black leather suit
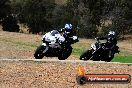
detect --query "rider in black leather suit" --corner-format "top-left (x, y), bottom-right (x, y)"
top-left (96, 31), bottom-right (118, 52)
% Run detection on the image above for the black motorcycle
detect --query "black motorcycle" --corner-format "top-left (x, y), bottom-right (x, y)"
top-left (80, 38), bottom-right (119, 62)
top-left (34, 30), bottom-right (79, 60)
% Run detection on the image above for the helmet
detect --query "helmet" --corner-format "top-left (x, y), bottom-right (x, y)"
top-left (108, 31), bottom-right (117, 38)
top-left (64, 23), bottom-right (72, 30)
top-left (108, 31), bottom-right (115, 36)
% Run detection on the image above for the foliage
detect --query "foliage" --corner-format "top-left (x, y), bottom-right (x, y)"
top-left (17, 0), bottom-right (56, 34)
top-left (100, 0), bottom-right (132, 37)
top-left (0, 0), bottom-right (132, 37)
top-left (0, 0), bottom-right (20, 32)
top-left (2, 14), bottom-right (20, 32)
top-left (0, 0), bottom-right (11, 20)
top-left (64, 0), bottom-right (105, 38)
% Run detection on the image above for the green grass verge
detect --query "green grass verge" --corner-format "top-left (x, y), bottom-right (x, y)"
top-left (72, 47), bottom-right (86, 56)
top-left (71, 42), bottom-right (90, 56)
top-left (0, 38), bottom-right (39, 49)
top-left (112, 56), bottom-right (132, 63)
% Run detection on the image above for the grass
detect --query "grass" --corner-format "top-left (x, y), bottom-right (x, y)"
top-left (72, 47), bottom-right (88, 56)
top-left (112, 56), bottom-right (132, 63)
top-left (0, 37), bottom-right (39, 49)
top-left (71, 40), bottom-right (91, 56)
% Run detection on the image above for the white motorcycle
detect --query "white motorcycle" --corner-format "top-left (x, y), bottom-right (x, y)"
top-left (34, 30), bottom-right (79, 60)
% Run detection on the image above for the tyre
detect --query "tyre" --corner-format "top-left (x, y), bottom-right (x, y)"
top-left (93, 54), bottom-right (105, 61)
top-left (91, 54), bottom-right (101, 61)
top-left (80, 50), bottom-right (92, 61)
top-left (91, 49), bottom-right (103, 61)
top-left (34, 45), bottom-right (46, 59)
top-left (76, 75), bottom-right (87, 85)
top-left (105, 53), bottom-right (114, 62)
top-left (58, 46), bottom-right (72, 60)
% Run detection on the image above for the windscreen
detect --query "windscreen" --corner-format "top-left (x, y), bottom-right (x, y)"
top-left (98, 39), bottom-right (107, 43)
top-left (50, 30), bottom-right (59, 36)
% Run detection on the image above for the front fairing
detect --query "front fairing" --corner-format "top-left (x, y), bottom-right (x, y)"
top-left (42, 30), bottom-right (65, 44)
top-left (91, 43), bottom-right (97, 50)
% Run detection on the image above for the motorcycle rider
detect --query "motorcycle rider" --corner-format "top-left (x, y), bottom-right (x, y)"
top-left (42, 23), bottom-right (77, 45)
top-left (96, 31), bottom-right (117, 47)
top-left (58, 23), bottom-right (78, 42)
top-left (59, 23), bottom-right (75, 37)
top-left (96, 31), bottom-right (119, 56)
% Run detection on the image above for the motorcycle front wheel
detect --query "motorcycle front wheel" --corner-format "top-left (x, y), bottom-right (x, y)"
top-left (58, 46), bottom-right (72, 60)
top-left (34, 45), bottom-right (46, 59)
top-left (80, 50), bottom-right (92, 61)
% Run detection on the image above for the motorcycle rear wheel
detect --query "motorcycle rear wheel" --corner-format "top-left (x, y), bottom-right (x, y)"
top-left (105, 54), bottom-right (114, 62)
top-left (34, 45), bottom-right (46, 59)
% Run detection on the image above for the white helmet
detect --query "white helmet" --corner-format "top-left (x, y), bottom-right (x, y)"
top-left (64, 23), bottom-right (72, 30)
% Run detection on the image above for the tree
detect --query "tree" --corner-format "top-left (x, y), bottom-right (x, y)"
top-left (0, 0), bottom-right (20, 32)
top-left (17, 0), bottom-right (56, 34)
top-left (2, 14), bottom-right (20, 32)
top-left (101, 0), bottom-right (132, 37)
top-left (64, 0), bottom-right (105, 38)
top-left (0, 0), bottom-right (11, 20)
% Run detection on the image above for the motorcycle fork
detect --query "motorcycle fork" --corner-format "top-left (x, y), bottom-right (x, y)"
top-left (89, 49), bottom-right (98, 60)
top-left (42, 46), bottom-right (49, 54)
top-left (108, 50), bottom-right (115, 58)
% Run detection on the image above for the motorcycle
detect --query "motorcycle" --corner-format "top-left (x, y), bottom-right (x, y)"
top-left (34, 30), bottom-right (79, 60)
top-left (80, 38), bottom-right (119, 62)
